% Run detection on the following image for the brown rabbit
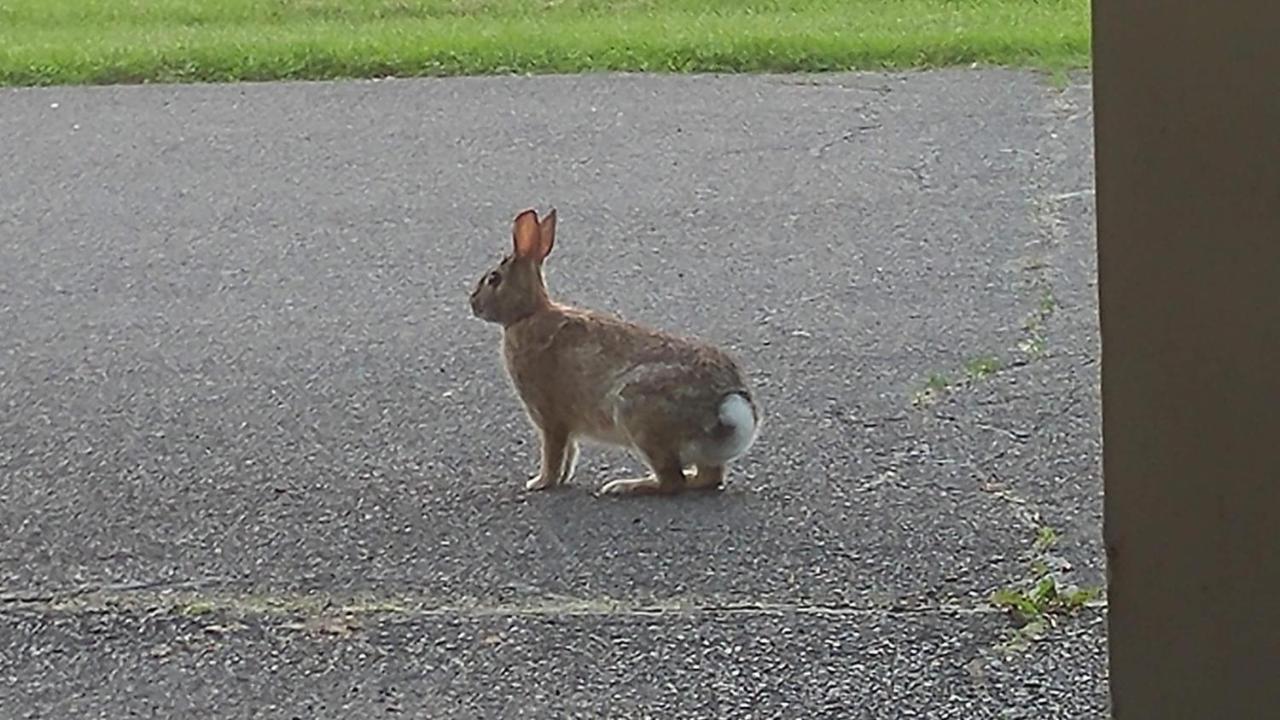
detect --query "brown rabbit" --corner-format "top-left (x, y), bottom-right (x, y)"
top-left (469, 208), bottom-right (760, 496)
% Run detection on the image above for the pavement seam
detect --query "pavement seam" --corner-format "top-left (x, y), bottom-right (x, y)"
top-left (0, 588), bottom-right (1109, 620)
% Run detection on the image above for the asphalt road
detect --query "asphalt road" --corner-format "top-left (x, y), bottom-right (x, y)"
top-left (0, 70), bottom-right (1104, 718)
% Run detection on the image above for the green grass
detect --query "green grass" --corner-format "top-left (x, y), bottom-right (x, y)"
top-left (0, 0), bottom-right (1091, 87)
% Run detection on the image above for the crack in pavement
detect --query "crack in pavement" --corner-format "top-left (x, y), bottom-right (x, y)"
top-left (0, 584), bottom-right (1108, 620)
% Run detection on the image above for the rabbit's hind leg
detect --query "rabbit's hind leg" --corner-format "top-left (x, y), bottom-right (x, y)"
top-left (685, 464), bottom-right (725, 491)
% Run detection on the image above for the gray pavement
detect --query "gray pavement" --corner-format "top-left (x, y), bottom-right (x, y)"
top-left (0, 70), bottom-right (1104, 718)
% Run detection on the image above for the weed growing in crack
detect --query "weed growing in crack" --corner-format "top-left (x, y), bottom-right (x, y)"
top-left (1038, 288), bottom-right (1058, 315)
top-left (992, 573), bottom-right (1098, 626)
top-left (910, 279), bottom-right (1057, 405)
top-left (991, 525), bottom-right (1103, 649)
top-left (965, 355), bottom-right (1002, 380)
top-left (1019, 287), bottom-right (1058, 359)
top-left (1033, 524), bottom-right (1059, 553)
top-left (1019, 331), bottom-right (1048, 358)
top-left (911, 373), bottom-right (951, 406)
top-left (910, 355), bottom-right (1001, 406)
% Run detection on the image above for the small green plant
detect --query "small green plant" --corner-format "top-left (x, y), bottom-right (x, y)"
top-left (1019, 332), bottom-right (1048, 357)
top-left (965, 355), bottom-right (1001, 379)
top-left (992, 525), bottom-right (1103, 647)
top-left (1018, 287), bottom-right (1057, 358)
top-left (1033, 525), bottom-right (1058, 552)
top-left (1038, 288), bottom-right (1058, 315)
top-left (992, 574), bottom-right (1098, 624)
top-left (912, 373), bottom-right (951, 406)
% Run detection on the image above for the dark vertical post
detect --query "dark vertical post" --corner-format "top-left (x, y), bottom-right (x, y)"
top-left (1092, 0), bottom-right (1280, 716)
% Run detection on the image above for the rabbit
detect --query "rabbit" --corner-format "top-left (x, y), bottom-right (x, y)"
top-left (469, 207), bottom-right (760, 496)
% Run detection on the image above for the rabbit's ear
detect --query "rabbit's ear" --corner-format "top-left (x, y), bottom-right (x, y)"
top-left (538, 208), bottom-right (557, 258)
top-left (512, 209), bottom-right (545, 260)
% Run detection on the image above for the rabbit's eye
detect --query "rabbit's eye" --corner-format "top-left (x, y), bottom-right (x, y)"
top-left (487, 271), bottom-right (502, 287)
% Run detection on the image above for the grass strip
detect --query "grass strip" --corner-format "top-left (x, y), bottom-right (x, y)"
top-left (0, 0), bottom-right (1091, 86)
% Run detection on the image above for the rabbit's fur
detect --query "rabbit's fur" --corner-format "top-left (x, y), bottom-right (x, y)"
top-left (469, 208), bottom-right (760, 496)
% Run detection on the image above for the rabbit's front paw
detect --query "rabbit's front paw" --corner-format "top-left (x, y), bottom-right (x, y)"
top-left (526, 474), bottom-right (558, 491)
top-left (597, 476), bottom-right (666, 496)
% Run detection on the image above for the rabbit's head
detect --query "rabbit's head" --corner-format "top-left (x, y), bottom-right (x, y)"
top-left (470, 208), bottom-right (557, 326)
